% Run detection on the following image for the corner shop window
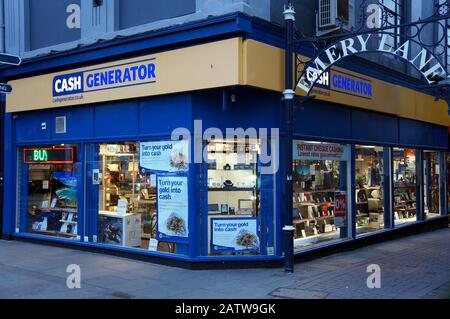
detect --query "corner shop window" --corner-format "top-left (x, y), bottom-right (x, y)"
top-left (393, 148), bottom-right (417, 226)
top-left (292, 140), bottom-right (350, 249)
top-left (18, 145), bottom-right (80, 239)
top-left (423, 151), bottom-right (441, 218)
top-left (207, 139), bottom-right (261, 256)
top-left (355, 145), bottom-right (385, 235)
top-left (90, 141), bottom-right (189, 254)
top-left (447, 153), bottom-right (450, 215)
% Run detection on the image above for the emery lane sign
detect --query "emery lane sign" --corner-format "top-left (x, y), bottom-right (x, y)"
top-left (297, 32), bottom-right (447, 94)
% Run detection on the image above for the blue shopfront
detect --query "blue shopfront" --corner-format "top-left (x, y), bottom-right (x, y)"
top-left (1, 14), bottom-right (449, 268)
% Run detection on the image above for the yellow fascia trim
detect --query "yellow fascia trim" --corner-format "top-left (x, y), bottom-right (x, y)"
top-left (7, 38), bottom-right (243, 113)
top-left (243, 39), bottom-right (450, 127)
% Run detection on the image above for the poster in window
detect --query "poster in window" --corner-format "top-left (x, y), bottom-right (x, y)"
top-left (139, 140), bottom-right (189, 173)
top-left (293, 141), bottom-right (349, 161)
top-left (156, 175), bottom-right (189, 242)
top-left (211, 218), bottom-right (259, 253)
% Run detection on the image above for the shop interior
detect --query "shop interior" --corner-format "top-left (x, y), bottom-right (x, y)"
top-left (292, 141), bottom-right (349, 249)
top-left (96, 142), bottom-right (173, 252)
top-left (23, 145), bottom-right (79, 239)
top-left (207, 139), bottom-right (261, 255)
top-left (354, 145), bottom-right (385, 235)
top-left (448, 154), bottom-right (450, 215)
top-left (393, 148), bottom-right (417, 226)
top-left (423, 150), bottom-right (441, 218)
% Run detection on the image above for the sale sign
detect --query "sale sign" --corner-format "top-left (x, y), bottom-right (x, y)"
top-left (334, 192), bottom-right (347, 227)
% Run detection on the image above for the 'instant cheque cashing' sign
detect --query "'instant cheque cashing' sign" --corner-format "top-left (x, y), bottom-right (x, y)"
top-left (293, 141), bottom-right (350, 161)
top-left (52, 57), bottom-right (157, 101)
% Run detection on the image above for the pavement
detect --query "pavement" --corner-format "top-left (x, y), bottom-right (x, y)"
top-left (0, 228), bottom-right (449, 299)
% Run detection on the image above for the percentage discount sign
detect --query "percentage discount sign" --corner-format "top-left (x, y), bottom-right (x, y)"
top-left (334, 193), bottom-right (347, 218)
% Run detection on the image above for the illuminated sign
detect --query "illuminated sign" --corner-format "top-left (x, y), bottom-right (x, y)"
top-left (308, 67), bottom-right (373, 99)
top-left (306, 67), bottom-right (330, 89)
top-left (24, 148), bottom-right (74, 164)
top-left (52, 58), bottom-right (157, 97)
top-left (331, 70), bottom-right (372, 99)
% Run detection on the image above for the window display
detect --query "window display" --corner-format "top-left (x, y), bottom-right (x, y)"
top-left (91, 141), bottom-right (189, 253)
top-left (292, 140), bottom-right (350, 249)
top-left (355, 146), bottom-right (385, 235)
top-left (19, 145), bottom-right (79, 239)
top-left (448, 153), bottom-right (450, 215)
top-left (423, 150), bottom-right (441, 218)
top-left (207, 139), bottom-right (260, 255)
top-left (393, 148), bottom-right (417, 226)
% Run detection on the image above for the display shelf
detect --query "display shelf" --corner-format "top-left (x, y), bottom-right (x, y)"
top-left (133, 197), bottom-right (156, 205)
top-left (293, 230), bottom-right (340, 245)
top-left (32, 229), bottom-right (77, 238)
top-left (293, 215), bottom-right (335, 224)
top-left (58, 220), bottom-right (77, 224)
top-left (294, 189), bottom-right (336, 194)
top-left (208, 187), bottom-right (255, 192)
top-left (294, 203), bottom-right (334, 207)
top-left (41, 207), bottom-right (77, 213)
top-left (208, 168), bottom-right (255, 172)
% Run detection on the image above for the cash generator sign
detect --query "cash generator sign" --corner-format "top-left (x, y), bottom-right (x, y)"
top-left (52, 57), bottom-right (157, 98)
top-left (305, 67), bottom-right (373, 99)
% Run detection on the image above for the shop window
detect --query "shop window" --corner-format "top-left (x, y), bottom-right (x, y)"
top-left (292, 140), bottom-right (351, 249)
top-left (393, 148), bottom-right (417, 226)
top-left (355, 145), bottom-right (385, 235)
top-left (207, 139), bottom-right (262, 256)
top-left (118, 0), bottom-right (195, 30)
top-left (447, 153), bottom-right (450, 215)
top-left (18, 145), bottom-right (80, 239)
top-left (87, 140), bottom-right (189, 254)
top-left (424, 151), bottom-right (441, 218)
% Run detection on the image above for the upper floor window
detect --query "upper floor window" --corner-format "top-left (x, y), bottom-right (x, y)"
top-left (118, 0), bottom-right (196, 30)
top-left (379, 0), bottom-right (405, 49)
top-left (26, 0), bottom-right (81, 51)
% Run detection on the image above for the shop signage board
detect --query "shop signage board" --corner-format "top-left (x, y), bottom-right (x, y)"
top-left (52, 59), bottom-right (156, 97)
top-left (156, 175), bottom-right (189, 242)
top-left (139, 140), bottom-right (189, 174)
top-left (6, 38), bottom-right (449, 126)
top-left (305, 67), bottom-right (373, 100)
top-left (334, 192), bottom-right (347, 228)
top-left (293, 141), bottom-right (350, 161)
top-left (23, 147), bottom-right (74, 164)
top-left (7, 38), bottom-right (241, 112)
top-left (210, 217), bottom-right (259, 253)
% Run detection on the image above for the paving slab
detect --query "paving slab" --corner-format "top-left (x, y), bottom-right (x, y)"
top-left (0, 228), bottom-right (449, 299)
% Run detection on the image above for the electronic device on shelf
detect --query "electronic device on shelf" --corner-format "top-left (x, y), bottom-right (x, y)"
top-left (208, 204), bottom-right (221, 215)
